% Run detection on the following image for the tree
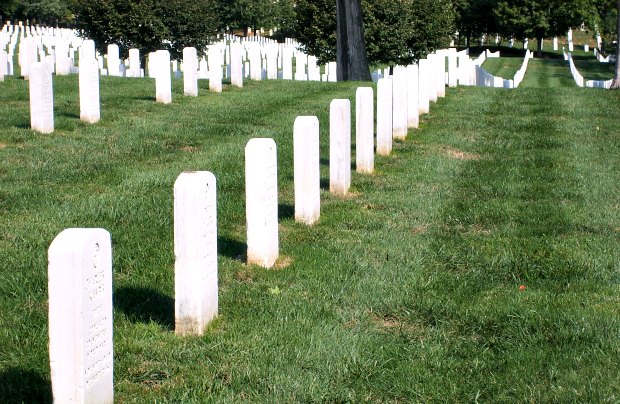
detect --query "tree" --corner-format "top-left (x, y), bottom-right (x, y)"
top-left (294, 0), bottom-right (455, 71)
top-left (72, 0), bottom-right (218, 61)
top-left (494, 0), bottom-right (590, 54)
top-left (454, 0), bottom-right (499, 47)
top-left (612, 0), bottom-right (620, 88)
top-left (1, 0), bottom-right (74, 26)
top-left (336, 0), bottom-right (371, 81)
top-left (214, 0), bottom-right (273, 36)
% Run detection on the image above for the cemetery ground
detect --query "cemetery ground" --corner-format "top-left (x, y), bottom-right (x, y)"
top-left (1, 57), bottom-right (620, 401)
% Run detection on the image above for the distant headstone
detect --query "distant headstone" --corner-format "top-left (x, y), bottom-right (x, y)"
top-left (29, 62), bottom-right (54, 133)
top-left (155, 50), bottom-right (172, 104)
top-left (392, 66), bottom-right (408, 140)
top-left (48, 228), bottom-right (113, 404)
top-left (128, 48), bottom-right (140, 77)
top-left (329, 99), bottom-right (351, 195)
top-left (418, 59), bottom-right (430, 114)
top-left (174, 171), bottom-right (218, 336)
top-left (107, 44), bottom-right (120, 76)
top-left (79, 53), bottom-right (100, 124)
top-left (376, 77), bottom-right (393, 156)
top-left (294, 116), bottom-right (320, 225)
top-left (355, 87), bottom-right (374, 173)
top-left (447, 49), bottom-right (458, 88)
top-left (230, 42), bottom-right (243, 88)
top-left (282, 47), bottom-right (293, 80)
top-left (406, 64), bottom-right (419, 129)
top-left (245, 138), bottom-right (279, 268)
top-left (208, 46), bottom-right (223, 93)
top-left (183, 47), bottom-right (198, 97)
top-left (553, 37), bottom-right (558, 51)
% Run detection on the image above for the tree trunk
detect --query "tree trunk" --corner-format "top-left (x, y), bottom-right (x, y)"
top-left (611, 0), bottom-right (620, 88)
top-left (336, 0), bottom-right (371, 81)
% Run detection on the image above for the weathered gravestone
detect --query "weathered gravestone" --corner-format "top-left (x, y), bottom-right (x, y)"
top-left (183, 47), bottom-right (198, 97)
top-left (245, 138), bottom-right (279, 268)
top-left (48, 228), bottom-right (113, 404)
top-left (406, 64), bottom-right (419, 129)
top-left (376, 77), bottom-right (393, 156)
top-left (174, 171), bottom-right (218, 336)
top-left (418, 58), bottom-right (430, 114)
top-left (294, 116), bottom-right (320, 225)
top-left (230, 42), bottom-right (244, 88)
top-left (329, 99), bottom-right (351, 196)
top-left (29, 62), bottom-right (54, 133)
top-left (392, 66), bottom-right (408, 140)
top-left (155, 50), bottom-right (172, 104)
top-left (356, 87), bottom-right (374, 173)
top-left (79, 50), bottom-right (100, 124)
top-left (107, 44), bottom-right (120, 77)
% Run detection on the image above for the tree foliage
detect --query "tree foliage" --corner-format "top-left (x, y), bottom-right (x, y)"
top-left (1, 0), bottom-right (74, 26)
top-left (72, 0), bottom-right (218, 61)
top-left (294, 0), bottom-right (455, 66)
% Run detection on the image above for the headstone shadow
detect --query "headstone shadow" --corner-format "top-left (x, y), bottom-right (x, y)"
top-left (114, 286), bottom-right (174, 330)
top-left (218, 236), bottom-right (246, 261)
top-left (278, 203), bottom-right (294, 220)
top-left (0, 367), bottom-right (52, 404)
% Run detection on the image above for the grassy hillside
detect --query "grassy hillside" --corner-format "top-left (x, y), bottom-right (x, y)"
top-left (1, 60), bottom-right (619, 401)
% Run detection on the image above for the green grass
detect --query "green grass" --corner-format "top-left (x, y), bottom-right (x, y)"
top-left (481, 55), bottom-right (524, 79)
top-left (1, 58), bottom-right (620, 402)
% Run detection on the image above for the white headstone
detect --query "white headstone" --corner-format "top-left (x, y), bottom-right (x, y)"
top-left (106, 44), bottom-right (120, 76)
top-left (448, 50), bottom-right (458, 88)
top-left (128, 48), bottom-right (140, 77)
top-left (29, 62), bottom-right (54, 133)
top-left (245, 138), bottom-right (279, 268)
top-left (392, 66), bottom-right (408, 140)
top-left (282, 47), bottom-right (293, 80)
top-left (79, 53), bottom-right (100, 124)
top-left (208, 46), bottom-right (222, 93)
top-left (406, 64), bottom-right (419, 129)
top-left (294, 116), bottom-right (320, 225)
top-left (230, 42), bottom-right (243, 88)
top-left (0, 50), bottom-right (6, 81)
top-left (183, 47), bottom-right (198, 97)
top-left (329, 99), bottom-right (351, 195)
top-left (355, 87), bottom-right (374, 173)
top-left (376, 77), bottom-right (393, 156)
top-left (155, 50), bottom-right (172, 104)
top-left (48, 228), bottom-right (113, 404)
top-left (553, 37), bottom-right (558, 51)
top-left (426, 56), bottom-right (438, 103)
top-left (418, 59), bottom-right (430, 114)
top-left (174, 171), bottom-right (218, 336)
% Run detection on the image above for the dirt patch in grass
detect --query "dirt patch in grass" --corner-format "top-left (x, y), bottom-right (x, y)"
top-left (0, 143), bottom-right (7, 149)
top-left (180, 146), bottom-right (198, 152)
top-left (443, 146), bottom-right (482, 160)
top-left (411, 224), bottom-right (429, 235)
top-left (274, 255), bottom-right (293, 269)
top-left (369, 313), bottom-right (426, 338)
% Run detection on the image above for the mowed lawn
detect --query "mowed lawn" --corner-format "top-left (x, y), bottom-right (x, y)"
top-left (1, 57), bottom-right (619, 402)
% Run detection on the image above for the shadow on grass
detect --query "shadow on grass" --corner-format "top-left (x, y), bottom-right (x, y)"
top-left (0, 368), bottom-right (52, 404)
top-left (279, 203), bottom-right (294, 220)
top-left (114, 286), bottom-right (174, 330)
top-left (219, 236), bottom-right (246, 261)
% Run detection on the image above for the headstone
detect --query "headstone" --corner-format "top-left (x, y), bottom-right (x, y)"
top-left (106, 44), bottom-right (120, 76)
top-left (553, 37), bottom-right (558, 51)
top-left (174, 171), bottom-right (218, 336)
top-left (29, 62), bottom-right (54, 133)
top-left (584, 44), bottom-right (589, 53)
top-left (329, 99), bottom-right (351, 195)
top-left (79, 52), bottom-right (100, 124)
top-left (376, 77), bottom-right (393, 156)
top-left (355, 87), bottom-right (374, 173)
top-left (230, 42), bottom-right (243, 88)
top-left (183, 47), bottom-right (198, 97)
top-left (0, 50), bottom-right (6, 81)
top-left (434, 54), bottom-right (446, 98)
top-left (418, 59), bottom-right (430, 114)
top-left (128, 48), bottom-right (140, 77)
top-left (406, 64), bottom-right (419, 129)
top-left (293, 116), bottom-right (320, 225)
top-left (208, 46), bottom-right (223, 93)
top-left (392, 66), bottom-right (408, 140)
top-left (282, 47), bottom-right (293, 80)
top-left (448, 49), bottom-right (458, 87)
top-left (155, 50), bottom-right (172, 104)
top-left (245, 138), bottom-right (279, 268)
top-left (427, 55), bottom-right (438, 103)
top-left (48, 228), bottom-right (113, 404)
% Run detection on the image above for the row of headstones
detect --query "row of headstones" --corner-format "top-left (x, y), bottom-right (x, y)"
top-left (474, 49), bottom-right (533, 89)
top-left (565, 52), bottom-right (613, 89)
top-left (45, 51), bottom-right (456, 399)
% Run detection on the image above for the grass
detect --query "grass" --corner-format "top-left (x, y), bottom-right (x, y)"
top-left (1, 56), bottom-right (620, 402)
